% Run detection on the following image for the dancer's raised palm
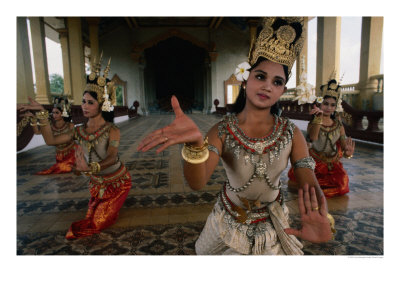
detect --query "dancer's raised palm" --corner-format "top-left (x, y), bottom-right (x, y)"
top-left (137, 96), bottom-right (203, 153)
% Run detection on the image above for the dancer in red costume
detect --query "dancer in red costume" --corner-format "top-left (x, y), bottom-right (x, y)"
top-left (288, 78), bottom-right (355, 198)
top-left (24, 97), bottom-right (77, 175)
top-left (18, 58), bottom-right (132, 239)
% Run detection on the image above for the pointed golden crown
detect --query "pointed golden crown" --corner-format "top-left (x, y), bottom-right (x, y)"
top-left (85, 53), bottom-right (116, 109)
top-left (248, 17), bottom-right (305, 71)
top-left (320, 70), bottom-right (342, 100)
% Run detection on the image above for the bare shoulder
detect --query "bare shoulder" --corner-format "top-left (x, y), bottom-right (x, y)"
top-left (109, 123), bottom-right (120, 133)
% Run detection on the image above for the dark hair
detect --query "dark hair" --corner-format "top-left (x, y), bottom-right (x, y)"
top-left (83, 90), bottom-right (115, 123)
top-left (231, 57), bottom-right (288, 115)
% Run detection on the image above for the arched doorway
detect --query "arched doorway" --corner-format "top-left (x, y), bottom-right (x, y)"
top-left (144, 37), bottom-right (207, 113)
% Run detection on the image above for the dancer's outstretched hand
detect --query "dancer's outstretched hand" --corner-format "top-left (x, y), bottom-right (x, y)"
top-left (17, 97), bottom-right (45, 112)
top-left (284, 184), bottom-right (332, 243)
top-left (137, 95), bottom-right (203, 153)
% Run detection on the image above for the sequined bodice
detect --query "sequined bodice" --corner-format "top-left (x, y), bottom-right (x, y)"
top-left (218, 114), bottom-right (294, 209)
top-left (311, 119), bottom-right (341, 156)
top-left (74, 123), bottom-right (121, 175)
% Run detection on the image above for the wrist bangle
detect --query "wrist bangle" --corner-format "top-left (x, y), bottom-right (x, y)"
top-left (326, 213), bottom-right (336, 239)
top-left (181, 137), bottom-right (209, 164)
top-left (35, 110), bottom-right (49, 120)
top-left (89, 162), bottom-right (101, 174)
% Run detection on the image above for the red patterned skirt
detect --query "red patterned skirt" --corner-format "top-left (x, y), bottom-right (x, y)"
top-left (36, 143), bottom-right (77, 175)
top-left (65, 164), bottom-right (132, 239)
top-left (288, 147), bottom-right (349, 198)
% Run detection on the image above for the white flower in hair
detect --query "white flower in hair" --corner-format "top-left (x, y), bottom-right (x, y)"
top-left (234, 62), bottom-right (251, 81)
top-left (316, 97), bottom-right (324, 104)
top-left (336, 99), bottom-right (343, 112)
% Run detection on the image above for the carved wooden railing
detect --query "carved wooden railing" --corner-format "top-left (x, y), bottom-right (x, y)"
top-left (279, 100), bottom-right (383, 144)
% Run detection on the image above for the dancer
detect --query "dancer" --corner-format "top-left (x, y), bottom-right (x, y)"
top-left (288, 78), bottom-right (355, 197)
top-left (18, 58), bottom-right (132, 239)
top-left (24, 97), bottom-right (77, 175)
top-left (138, 17), bottom-right (335, 255)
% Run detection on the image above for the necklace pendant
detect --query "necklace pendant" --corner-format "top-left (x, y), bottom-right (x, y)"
top-left (254, 141), bottom-right (264, 155)
top-left (244, 155), bottom-right (250, 165)
top-left (255, 161), bottom-right (267, 178)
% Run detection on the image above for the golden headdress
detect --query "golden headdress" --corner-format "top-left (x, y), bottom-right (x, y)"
top-left (53, 97), bottom-right (71, 118)
top-left (320, 71), bottom-right (342, 100)
top-left (85, 53), bottom-right (116, 112)
top-left (319, 71), bottom-right (344, 112)
top-left (248, 17), bottom-right (305, 71)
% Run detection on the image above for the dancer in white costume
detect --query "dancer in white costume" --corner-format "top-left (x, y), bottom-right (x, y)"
top-left (138, 17), bottom-right (335, 255)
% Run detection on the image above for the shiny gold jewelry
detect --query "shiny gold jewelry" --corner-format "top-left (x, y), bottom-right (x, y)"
top-left (326, 213), bottom-right (337, 238)
top-left (85, 55), bottom-right (116, 111)
top-left (248, 17), bottom-right (304, 71)
top-left (35, 110), bottom-right (49, 120)
top-left (344, 154), bottom-right (353, 159)
top-left (181, 137), bottom-right (209, 164)
top-left (89, 162), bottom-right (101, 174)
top-left (312, 206), bottom-right (319, 211)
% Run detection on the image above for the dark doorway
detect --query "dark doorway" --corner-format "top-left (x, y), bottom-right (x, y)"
top-left (144, 37), bottom-right (207, 113)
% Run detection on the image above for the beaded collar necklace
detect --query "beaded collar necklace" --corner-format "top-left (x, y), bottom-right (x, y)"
top-left (218, 114), bottom-right (295, 195)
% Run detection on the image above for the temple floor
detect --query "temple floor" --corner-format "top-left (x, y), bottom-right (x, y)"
top-left (16, 114), bottom-right (383, 255)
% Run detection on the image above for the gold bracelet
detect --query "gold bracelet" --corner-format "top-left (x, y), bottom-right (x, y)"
top-left (326, 213), bottom-right (336, 239)
top-left (181, 137), bottom-right (209, 164)
top-left (35, 110), bottom-right (49, 120)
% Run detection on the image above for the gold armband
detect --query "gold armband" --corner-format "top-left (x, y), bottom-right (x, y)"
top-left (110, 140), bottom-right (120, 148)
top-left (181, 137), bottom-right (209, 164)
top-left (327, 213), bottom-right (336, 239)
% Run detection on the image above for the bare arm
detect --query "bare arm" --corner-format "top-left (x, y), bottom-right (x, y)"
top-left (290, 126), bottom-right (325, 202)
top-left (286, 126), bottom-right (333, 243)
top-left (307, 105), bottom-right (323, 142)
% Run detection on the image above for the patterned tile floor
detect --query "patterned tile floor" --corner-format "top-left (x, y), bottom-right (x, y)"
top-left (16, 114), bottom-right (383, 255)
